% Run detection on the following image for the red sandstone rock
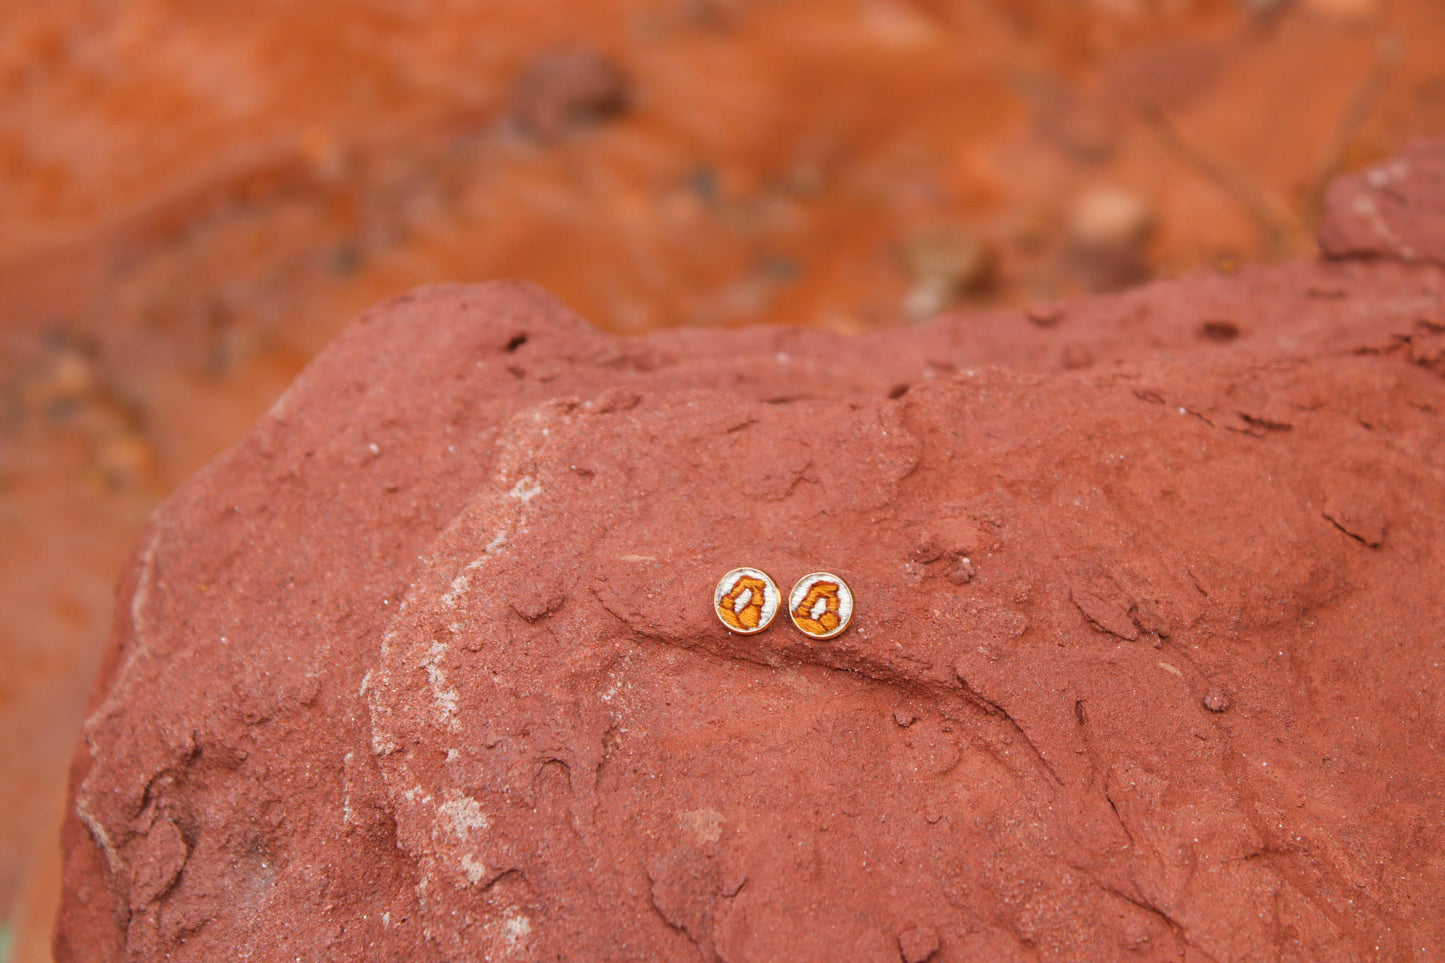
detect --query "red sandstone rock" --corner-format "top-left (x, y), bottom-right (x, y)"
top-left (1319, 138), bottom-right (1445, 267)
top-left (56, 147), bottom-right (1445, 960)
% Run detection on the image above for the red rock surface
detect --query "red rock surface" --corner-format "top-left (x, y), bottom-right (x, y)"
top-left (12, 5), bottom-right (1445, 950)
top-left (1320, 138), bottom-right (1445, 267)
top-left (55, 148), bottom-right (1445, 960)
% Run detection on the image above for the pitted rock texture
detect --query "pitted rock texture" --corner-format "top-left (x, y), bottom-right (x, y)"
top-left (58, 150), bottom-right (1445, 961)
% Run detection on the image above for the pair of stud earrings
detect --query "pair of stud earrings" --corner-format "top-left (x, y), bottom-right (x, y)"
top-left (713, 567), bottom-right (855, 640)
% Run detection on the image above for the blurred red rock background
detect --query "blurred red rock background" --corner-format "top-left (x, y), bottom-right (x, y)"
top-left (2, 0), bottom-right (1444, 957)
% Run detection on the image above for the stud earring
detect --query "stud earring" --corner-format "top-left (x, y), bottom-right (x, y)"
top-left (714, 567), bottom-right (782, 635)
top-left (788, 572), bottom-right (854, 640)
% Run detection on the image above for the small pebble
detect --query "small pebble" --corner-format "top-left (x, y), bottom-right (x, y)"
top-left (510, 48), bottom-right (630, 139)
top-left (902, 228), bottom-right (994, 321)
top-left (1067, 186), bottom-right (1153, 290)
top-left (893, 709), bottom-right (918, 728)
top-left (1202, 688), bottom-right (1232, 713)
top-left (1132, 598), bottom-right (1171, 640)
top-left (1068, 186), bottom-right (1152, 251)
top-left (898, 925), bottom-right (941, 963)
top-left (945, 556), bottom-right (975, 585)
top-left (1198, 320), bottom-right (1241, 343)
top-left (1026, 303), bottom-right (1065, 327)
top-left (912, 536), bottom-right (944, 564)
top-left (96, 432), bottom-right (158, 490)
